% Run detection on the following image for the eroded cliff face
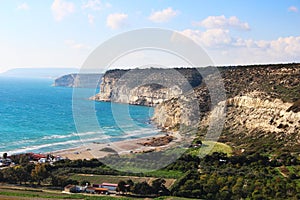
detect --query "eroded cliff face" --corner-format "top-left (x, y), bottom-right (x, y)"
top-left (91, 68), bottom-right (202, 106)
top-left (92, 64), bottom-right (300, 151)
top-left (225, 95), bottom-right (300, 137)
top-left (152, 64), bottom-right (300, 150)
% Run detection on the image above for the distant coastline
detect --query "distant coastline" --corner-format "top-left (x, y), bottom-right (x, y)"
top-left (0, 68), bottom-right (78, 79)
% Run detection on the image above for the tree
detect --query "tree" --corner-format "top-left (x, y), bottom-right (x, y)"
top-left (152, 178), bottom-right (170, 196)
top-left (126, 179), bottom-right (134, 192)
top-left (31, 164), bottom-right (49, 185)
top-left (117, 180), bottom-right (127, 194)
top-left (3, 167), bottom-right (17, 183)
top-left (2, 153), bottom-right (7, 159)
top-left (14, 166), bottom-right (30, 184)
top-left (232, 177), bottom-right (244, 198)
top-left (80, 180), bottom-right (90, 186)
top-left (133, 181), bottom-right (153, 195)
top-left (0, 170), bottom-right (4, 182)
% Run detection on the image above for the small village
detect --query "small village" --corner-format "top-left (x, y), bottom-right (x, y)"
top-left (64, 182), bottom-right (118, 195)
top-left (0, 152), bottom-right (172, 198)
top-left (0, 152), bottom-right (63, 168)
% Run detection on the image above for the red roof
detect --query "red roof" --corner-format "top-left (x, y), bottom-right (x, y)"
top-left (102, 183), bottom-right (118, 187)
top-left (32, 154), bottom-right (47, 160)
top-left (95, 188), bottom-right (108, 191)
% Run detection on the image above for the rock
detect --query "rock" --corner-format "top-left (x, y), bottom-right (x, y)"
top-left (287, 99), bottom-right (300, 113)
top-left (90, 63), bottom-right (300, 151)
top-left (91, 68), bottom-right (202, 106)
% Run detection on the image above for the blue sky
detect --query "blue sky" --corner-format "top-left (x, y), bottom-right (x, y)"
top-left (0, 0), bottom-right (300, 72)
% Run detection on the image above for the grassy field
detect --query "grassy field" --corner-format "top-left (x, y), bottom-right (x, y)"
top-left (143, 170), bottom-right (183, 179)
top-left (188, 141), bottom-right (233, 157)
top-left (69, 174), bottom-right (176, 189)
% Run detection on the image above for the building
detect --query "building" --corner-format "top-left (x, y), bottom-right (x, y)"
top-left (100, 183), bottom-right (118, 192)
top-left (94, 188), bottom-right (109, 194)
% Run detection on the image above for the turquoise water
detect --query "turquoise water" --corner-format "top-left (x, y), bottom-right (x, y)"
top-left (0, 77), bottom-right (158, 155)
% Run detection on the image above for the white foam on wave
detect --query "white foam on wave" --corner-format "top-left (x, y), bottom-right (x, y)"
top-left (4, 137), bottom-right (99, 155)
top-left (113, 128), bottom-right (160, 140)
top-left (2, 128), bottom-right (160, 155)
top-left (41, 131), bottom-right (101, 140)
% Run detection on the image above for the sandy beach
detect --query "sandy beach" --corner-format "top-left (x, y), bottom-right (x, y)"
top-left (52, 132), bottom-right (183, 160)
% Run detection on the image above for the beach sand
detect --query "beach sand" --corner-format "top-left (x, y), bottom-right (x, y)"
top-left (52, 132), bottom-right (183, 160)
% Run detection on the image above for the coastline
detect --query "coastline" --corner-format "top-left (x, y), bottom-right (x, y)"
top-left (52, 132), bottom-right (182, 160)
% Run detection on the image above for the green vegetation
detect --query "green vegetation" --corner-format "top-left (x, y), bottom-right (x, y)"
top-left (99, 147), bottom-right (185, 173)
top-left (170, 152), bottom-right (300, 199)
top-left (0, 135), bottom-right (299, 199)
top-left (188, 141), bottom-right (233, 157)
top-left (144, 170), bottom-right (183, 179)
top-left (0, 187), bottom-right (83, 199)
top-left (99, 147), bottom-right (118, 153)
top-left (0, 187), bottom-right (141, 199)
top-left (69, 174), bottom-right (176, 188)
top-left (0, 186), bottom-right (198, 200)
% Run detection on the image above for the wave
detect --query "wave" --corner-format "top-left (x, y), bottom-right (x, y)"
top-left (1, 128), bottom-right (160, 155)
top-left (41, 131), bottom-right (101, 140)
top-left (4, 137), bottom-right (100, 155)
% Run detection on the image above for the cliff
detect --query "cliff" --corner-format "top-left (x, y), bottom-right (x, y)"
top-left (152, 64), bottom-right (300, 153)
top-left (54, 73), bottom-right (102, 88)
top-left (92, 64), bottom-right (300, 153)
top-left (91, 68), bottom-right (202, 106)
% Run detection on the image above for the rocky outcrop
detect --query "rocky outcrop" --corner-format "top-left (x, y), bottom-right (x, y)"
top-left (153, 64), bottom-right (300, 128)
top-left (287, 99), bottom-right (300, 113)
top-left (92, 64), bottom-right (300, 152)
top-left (152, 64), bottom-right (300, 151)
top-left (54, 73), bottom-right (102, 88)
top-left (224, 95), bottom-right (300, 136)
top-left (91, 68), bottom-right (202, 106)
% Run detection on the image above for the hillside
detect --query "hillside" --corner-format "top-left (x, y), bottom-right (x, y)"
top-left (95, 64), bottom-right (300, 154)
top-left (153, 64), bottom-right (300, 154)
top-left (54, 73), bottom-right (103, 88)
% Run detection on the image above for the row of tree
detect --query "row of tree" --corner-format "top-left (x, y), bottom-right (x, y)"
top-left (1, 149), bottom-right (299, 199)
top-left (0, 163), bottom-right (48, 185)
top-left (116, 178), bottom-right (170, 196)
top-left (169, 152), bottom-right (300, 199)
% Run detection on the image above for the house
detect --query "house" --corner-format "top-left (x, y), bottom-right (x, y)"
top-left (85, 186), bottom-right (96, 194)
top-left (64, 184), bottom-right (75, 193)
top-left (38, 158), bottom-right (47, 163)
top-left (64, 185), bottom-right (84, 193)
top-left (100, 183), bottom-right (118, 191)
top-left (95, 187), bottom-right (109, 195)
top-left (31, 154), bottom-right (47, 161)
top-left (53, 156), bottom-right (63, 162)
top-left (0, 158), bottom-right (13, 167)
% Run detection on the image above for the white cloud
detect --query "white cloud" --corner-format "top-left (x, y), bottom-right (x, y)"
top-left (17, 3), bottom-right (30, 11)
top-left (88, 14), bottom-right (95, 24)
top-left (180, 29), bottom-right (300, 65)
top-left (51, 0), bottom-right (75, 21)
top-left (288, 6), bottom-right (298, 13)
top-left (82, 0), bottom-right (111, 10)
top-left (65, 40), bottom-right (90, 50)
top-left (148, 7), bottom-right (179, 23)
top-left (194, 15), bottom-right (250, 31)
top-left (181, 28), bottom-right (233, 48)
top-left (106, 13), bottom-right (128, 29)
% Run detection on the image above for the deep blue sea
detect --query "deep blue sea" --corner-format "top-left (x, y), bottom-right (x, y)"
top-left (0, 77), bottom-right (159, 155)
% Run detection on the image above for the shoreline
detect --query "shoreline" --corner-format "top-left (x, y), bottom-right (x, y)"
top-left (51, 132), bottom-right (183, 160)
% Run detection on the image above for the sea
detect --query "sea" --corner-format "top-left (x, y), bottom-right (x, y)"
top-left (0, 77), bottom-right (159, 155)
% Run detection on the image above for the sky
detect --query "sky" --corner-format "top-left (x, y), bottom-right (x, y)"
top-left (0, 0), bottom-right (300, 73)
